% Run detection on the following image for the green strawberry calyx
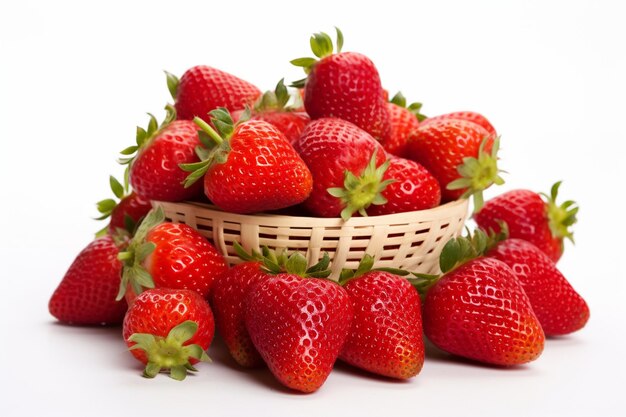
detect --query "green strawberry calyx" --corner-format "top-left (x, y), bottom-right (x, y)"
top-left (128, 320), bottom-right (211, 381)
top-left (447, 136), bottom-right (505, 213)
top-left (290, 27), bottom-right (344, 88)
top-left (390, 92), bottom-right (427, 122)
top-left (255, 78), bottom-right (299, 112)
top-left (116, 207), bottom-right (166, 300)
top-left (164, 71), bottom-right (179, 100)
top-left (94, 174), bottom-right (144, 238)
top-left (328, 152), bottom-right (395, 221)
top-left (540, 181), bottom-right (578, 243)
top-left (338, 254), bottom-right (410, 285)
top-left (179, 107), bottom-right (250, 188)
top-left (233, 241), bottom-right (331, 279)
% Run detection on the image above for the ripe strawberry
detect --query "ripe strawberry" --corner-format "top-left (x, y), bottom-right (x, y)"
top-left (421, 111), bottom-right (496, 136)
top-left (291, 28), bottom-right (390, 140)
top-left (379, 92), bottom-right (426, 158)
top-left (166, 66), bottom-right (261, 122)
top-left (293, 118), bottom-right (390, 220)
top-left (117, 208), bottom-right (227, 302)
top-left (49, 235), bottom-right (128, 325)
top-left (245, 252), bottom-right (353, 393)
top-left (487, 237), bottom-right (589, 335)
top-left (95, 175), bottom-right (152, 236)
top-left (339, 255), bottom-right (424, 379)
top-left (181, 108), bottom-right (313, 214)
top-left (475, 182), bottom-right (577, 262)
top-left (123, 288), bottom-right (214, 380)
top-left (119, 105), bottom-right (203, 202)
top-left (419, 230), bottom-right (545, 366)
top-left (367, 156), bottom-right (441, 216)
top-left (406, 118), bottom-right (503, 210)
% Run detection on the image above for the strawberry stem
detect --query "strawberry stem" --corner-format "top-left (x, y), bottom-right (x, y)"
top-left (194, 117), bottom-right (223, 145)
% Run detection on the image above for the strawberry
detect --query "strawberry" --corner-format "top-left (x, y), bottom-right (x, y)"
top-left (123, 288), bottom-right (214, 380)
top-left (475, 182), bottom-right (577, 262)
top-left (339, 255), bottom-right (424, 379)
top-left (49, 235), bottom-right (128, 325)
top-left (181, 108), bottom-right (313, 214)
top-left (209, 244), bottom-right (271, 368)
top-left (95, 175), bottom-right (152, 236)
top-left (419, 230), bottom-right (545, 366)
top-left (293, 118), bottom-right (391, 220)
top-left (379, 92), bottom-right (426, 158)
top-left (245, 252), bottom-right (353, 393)
top-left (406, 118), bottom-right (503, 210)
top-left (421, 111), bottom-right (496, 136)
top-left (367, 156), bottom-right (441, 216)
top-left (118, 105), bottom-right (203, 202)
top-left (165, 66), bottom-right (261, 122)
top-left (291, 28), bottom-right (390, 140)
top-left (117, 208), bottom-right (228, 302)
top-left (487, 236), bottom-right (589, 336)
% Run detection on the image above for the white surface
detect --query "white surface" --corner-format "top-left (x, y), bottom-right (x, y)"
top-left (1, 0), bottom-right (625, 416)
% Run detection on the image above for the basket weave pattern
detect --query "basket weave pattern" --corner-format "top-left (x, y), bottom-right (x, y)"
top-left (154, 199), bottom-right (469, 280)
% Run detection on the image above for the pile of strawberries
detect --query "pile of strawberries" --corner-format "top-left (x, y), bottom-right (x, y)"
top-left (49, 29), bottom-right (589, 392)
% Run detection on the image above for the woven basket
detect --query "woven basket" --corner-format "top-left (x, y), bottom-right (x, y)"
top-left (153, 199), bottom-right (469, 280)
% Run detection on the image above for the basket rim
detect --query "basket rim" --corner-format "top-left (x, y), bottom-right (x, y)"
top-left (153, 198), bottom-right (469, 227)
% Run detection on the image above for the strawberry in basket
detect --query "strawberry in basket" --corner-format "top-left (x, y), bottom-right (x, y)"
top-left (165, 66), bottom-right (261, 122)
top-left (117, 207), bottom-right (227, 303)
top-left (475, 181), bottom-right (577, 262)
top-left (379, 92), bottom-right (426, 158)
top-left (180, 108), bottom-right (313, 214)
top-left (118, 105), bottom-right (204, 202)
top-left (291, 28), bottom-right (391, 141)
top-left (232, 79), bottom-right (310, 144)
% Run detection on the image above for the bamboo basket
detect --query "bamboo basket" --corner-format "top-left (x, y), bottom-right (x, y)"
top-left (153, 199), bottom-right (469, 280)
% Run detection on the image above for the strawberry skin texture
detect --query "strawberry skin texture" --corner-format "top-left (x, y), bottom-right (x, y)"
top-left (475, 189), bottom-right (563, 262)
top-left (123, 288), bottom-right (214, 365)
top-left (49, 236), bottom-right (127, 325)
top-left (130, 120), bottom-right (203, 202)
top-left (379, 102), bottom-right (420, 158)
top-left (253, 111), bottom-right (310, 144)
top-left (488, 239), bottom-right (589, 335)
top-left (305, 52), bottom-right (390, 140)
top-left (406, 118), bottom-right (494, 202)
top-left (368, 157), bottom-right (441, 216)
top-left (293, 118), bottom-right (386, 217)
top-left (210, 262), bottom-right (268, 367)
top-left (175, 65), bottom-right (261, 122)
top-left (245, 274), bottom-right (353, 393)
top-left (422, 111), bottom-right (496, 136)
top-left (143, 223), bottom-right (228, 298)
top-left (204, 119), bottom-right (313, 214)
top-left (108, 192), bottom-right (152, 234)
top-left (340, 272), bottom-right (425, 379)
top-left (423, 257), bottom-right (545, 366)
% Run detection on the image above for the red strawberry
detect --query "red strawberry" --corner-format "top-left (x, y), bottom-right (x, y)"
top-left (420, 230), bottom-right (545, 366)
top-left (123, 288), bottom-right (214, 380)
top-left (293, 118), bottom-right (390, 220)
top-left (232, 79), bottom-right (310, 144)
top-left (181, 108), bottom-right (313, 214)
top-left (95, 175), bottom-right (152, 236)
top-left (49, 235), bottom-right (127, 325)
top-left (421, 111), bottom-right (496, 136)
top-left (367, 156), bottom-right (441, 216)
top-left (339, 256), bottom-right (424, 379)
top-left (119, 105), bottom-right (203, 202)
top-left (475, 182), bottom-right (577, 262)
top-left (379, 92), bottom-right (426, 158)
top-left (245, 252), bottom-right (353, 393)
top-left (291, 28), bottom-right (390, 140)
top-left (406, 118), bottom-right (503, 209)
top-left (487, 237), bottom-right (589, 335)
top-left (117, 208), bottom-right (228, 302)
top-left (166, 66), bottom-right (261, 122)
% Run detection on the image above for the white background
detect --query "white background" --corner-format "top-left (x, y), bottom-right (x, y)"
top-left (1, 0), bottom-right (625, 416)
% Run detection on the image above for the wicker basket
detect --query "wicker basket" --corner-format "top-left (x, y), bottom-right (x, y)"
top-left (153, 199), bottom-right (469, 280)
